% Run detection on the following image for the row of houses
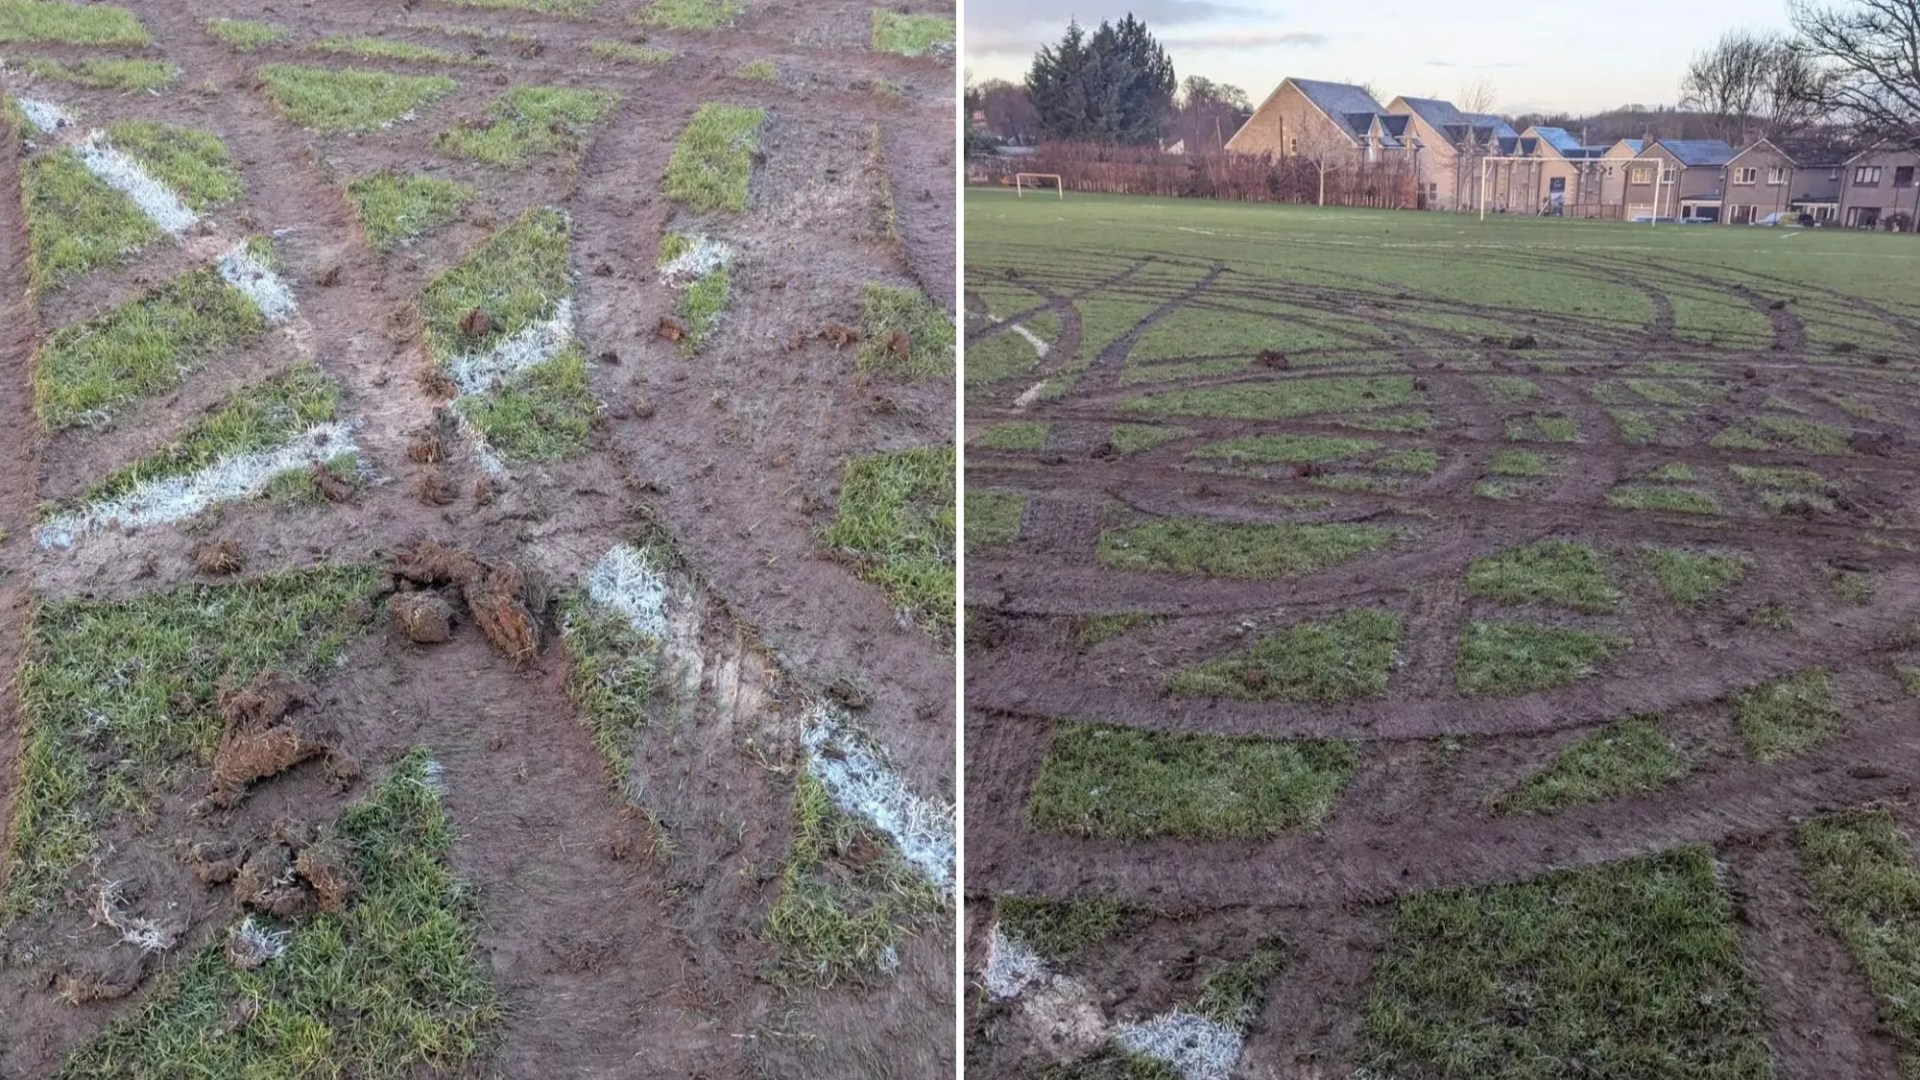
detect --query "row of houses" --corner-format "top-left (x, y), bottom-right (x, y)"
top-left (1223, 77), bottom-right (1920, 228)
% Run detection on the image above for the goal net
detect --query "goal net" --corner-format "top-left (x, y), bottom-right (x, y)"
top-left (1014, 173), bottom-right (1064, 199)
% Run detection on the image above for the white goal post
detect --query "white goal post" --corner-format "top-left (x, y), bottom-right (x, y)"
top-left (1014, 173), bottom-right (1064, 199)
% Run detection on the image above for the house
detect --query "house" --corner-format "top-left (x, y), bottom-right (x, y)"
top-left (1789, 159), bottom-right (1844, 223)
top-left (1522, 126), bottom-right (1617, 217)
top-left (1385, 96), bottom-right (1520, 211)
top-left (1721, 139), bottom-right (1800, 224)
top-left (1623, 139), bottom-right (1736, 221)
top-left (1839, 145), bottom-right (1920, 230)
top-left (1224, 77), bottom-right (1387, 160)
top-left (1597, 139), bottom-right (1645, 210)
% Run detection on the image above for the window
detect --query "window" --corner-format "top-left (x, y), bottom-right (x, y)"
top-left (1897, 166), bottom-right (1916, 188)
top-left (1767, 166), bottom-right (1789, 185)
top-left (1733, 166), bottom-right (1757, 185)
top-left (1661, 167), bottom-right (1676, 183)
top-left (1628, 165), bottom-right (1654, 184)
top-left (1855, 165), bottom-right (1882, 185)
top-left (1288, 136), bottom-right (1299, 155)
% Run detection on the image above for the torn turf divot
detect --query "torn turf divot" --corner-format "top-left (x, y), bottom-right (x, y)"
top-left (447, 297), bottom-right (575, 395)
top-left (37, 422), bottom-right (358, 548)
top-left (218, 242), bottom-right (297, 323)
top-left (15, 96), bottom-right (73, 134)
top-left (583, 544), bottom-right (671, 639)
top-left (1112, 1010), bottom-right (1245, 1080)
top-left (75, 131), bottom-right (199, 236)
top-left (985, 922), bottom-right (1047, 1000)
top-left (802, 706), bottom-right (956, 892)
top-left (228, 916), bottom-right (290, 966)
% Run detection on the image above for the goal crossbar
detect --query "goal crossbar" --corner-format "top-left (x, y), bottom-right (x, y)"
top-left (1014, 173), bottom-right (1063, 199)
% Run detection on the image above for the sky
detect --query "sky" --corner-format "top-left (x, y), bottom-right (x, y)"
top-left (965, 0), bottom-right (1798, 116)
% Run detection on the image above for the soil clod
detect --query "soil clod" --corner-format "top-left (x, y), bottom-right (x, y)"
top-left (655, 316), bottom-right (687, 343)
top-left (391, 590), bottom-right (455, 644)
top-left (192, 538), bottom-right (246, 575)
top-left (822, 323), bottom-right (861, 349)
top-left (457, 306), bottom-right (492, 340)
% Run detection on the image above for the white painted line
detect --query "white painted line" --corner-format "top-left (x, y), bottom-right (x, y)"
top-left (802, 706), bottom-right (956, 892)
top-left (582, 543), bottom-right (671, 639)
top-left (446, 298), bottom-right (575, 395)
top-left (1112, 1011), bottom-right (1245, 1080)
top-left (658, 235), bottom-right (734, 285)
top-left (15, 96), bottom-right (73, 134)
top-left (218, 241), bottom-right (297, 323)
top-left (1012, 380), bottom-right (1050, 409)
top-left (985, 922), bottom-right (1048, 1000)
top-left (75, 130), bottom-right (198, 236)
top-left (989, 314), bottom-right (1051, 358)
top-left (38, 422), bottom-right (357, 549)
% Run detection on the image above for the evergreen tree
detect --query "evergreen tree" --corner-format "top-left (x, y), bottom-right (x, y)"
top-left (1025, 15), bottom-right (1175, 145)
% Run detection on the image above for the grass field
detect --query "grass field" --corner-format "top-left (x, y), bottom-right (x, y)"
top-left (964, 188), bottom-right (1920, 1079)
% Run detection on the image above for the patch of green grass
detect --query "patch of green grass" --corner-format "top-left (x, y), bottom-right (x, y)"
top-left (54, 750), bottom-right (500, 1078)
top-left (662, 102), bottom-right (762, 212)
top-left (1711, 414), bottom-right (1853, 455)
top-left (206, 17), bottom-right (288, 51)
top-left (764, 770), bottom-right (946, 987)
top-left (264, 452), bottom-right (360, 506)
top-left (1607, 485), bottom-right (1722, 516)
top-left (1747, 601), bottom-right (1794, 631)
top-left (103, 120), bottom-right (242, 211)
top-left (69, 365), bottom-right (337, 509)
top-left (1504, 413), bottom-right (1579, 442)
top-left (314, 35), bottom-right (477, 65)
top-left (1338, 410), bottom-right (1435, 433)
top-left (1474, 478), bottom-right (1530, 500)
top-left (36, 267), bottom-right (266, 430)
top-left (23, 148), bottom-right (157, 292)
top-left (1455, 621), bottom-right (1629, 697)
top-left (1734, 668), bottom-right (1840, 763)
top-left (965, 489), bottom-right (1024, 550)
top-left (587, 39), bottom-right (671, 65)
top-left (1374, 447), bottom-right (1437, 474)
top-left (735, 57), bottom-right (775, 80)
top-left (5, 54), bottom-right (176, 91)
top-left (1496, 716), bottom-right (1687, 815)
top-left (1486, 375), bottom-right (1540, 402)
top-left (1189, 433), bottom-right (1380, 466)
top-left (1647, 461), bottom-right (1696, 482)
top-left (421, 206), bottom-right (570, 365)
top-left (822, 445), bottom-right (955, 641)
top-left (1166, 608), bottom-right (1402, 703)
top-left (871, 10), bottom-right (953, 56)
top-left (656, 236), bottom-right (731, 356)
top-left (971, 422), bottom-right (1048, 451)
top-left (635, 0), bottom-right (741, 28)
top-left (1829, 568), bottom-right (1874, 605)
top-left (259, 64), bottom-right (457, 133)
top-left (1072, 612), bottom-right (1155, 647)
top-left (1729, 464), bottom-right (1830, 492)
top-left (1643, 548), bottom-right (1749, 608)
top-left (559, 586), bottom-right (661, 785)
top-left (1357, 846), bottom-right (1773, 1080)
top-left (441, 0), bottom-right (597, 12)
top-left (435, 85), bottom-right (616, 169)
top-left (1028, 723), bottom-right (1357, 840)
top-left (1487, 448), bottom-right (1563, 477)
top-left (1466, 540), bottom-right (1621, 614)
top-left (1899, 666), bottom-right (1920, 697)
top-left (1122, 375), bottom-right (1418, 421)
top-left (858, 283), bottom-right (955, 377)
top-left (1798, 807), bottom-right (1920, 1074)
top-left (345, 171), bottom-right (475, 251)
top-left (1194, 935), bottom-right (1289, 1027)
top-left (1110, 423), bottom-right (1191, 455)
top-left (1099, 519), bottom-right (1399, 579)
top-left (2, 565), bottom-right (381, 920)
top-left (455, 342), bottom-right (599, 463)
top-left (0, 0), bottom-right (147, 45)
top-left (997, 896), bottom-right (1149, 963)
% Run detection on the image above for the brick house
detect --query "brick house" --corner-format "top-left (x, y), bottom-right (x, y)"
top-left (1385, 96), bottom-right (1520, 211)
top-left (1522, 126), bottom-right (1617, 217)
top-left (1623, 139), bottom-right (1736, 221)
top-left (1840, 145), bottom-right (1920, 230)
top-left (1225, 77), bottom-right (1386, 161)
top-left (1597, 139), bottom-right (1645, 211)
top-left (1721, 140), bottom-right (1799, 224)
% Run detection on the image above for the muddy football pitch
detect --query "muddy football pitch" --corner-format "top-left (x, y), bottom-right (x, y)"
top-left (964, 188), bottom-right (1920, 1079)
top-left (0, 1), bottom-right (956, 1077)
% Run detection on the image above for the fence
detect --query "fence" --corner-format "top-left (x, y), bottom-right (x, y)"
top-left (971, 143), bottom-right (1418, 209)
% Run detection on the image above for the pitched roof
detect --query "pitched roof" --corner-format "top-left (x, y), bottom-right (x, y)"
top-left (1615, 139), bottom-right (1646, 154)
top-left (1655, 138), bottom-right (1737, 166)
top-left (1288, 78), bottom-right (1386, 123)
top-left (1394, 97), bottom-right (1517, 147)
top-left (1530, 126), bottom-right (1585, 153)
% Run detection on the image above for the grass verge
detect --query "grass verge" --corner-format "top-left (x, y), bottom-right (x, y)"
top-left (1357, 847), bottom-right (1773, 1080)
top-left (559, 582), bottom-right (663, 786)
top-left (259, 65), bottom-right (457, 133)
top-left (54, 750), bottom-right (499, 1077)
top-left (1455, 621), bottom-right (1628, 697)
top-left (822, 445), bottom-right (955, 641)
top-left (1028, 722), bottom-right (1357, 840)
top-left (1098, 519), bottom-right (1398, 579)
top-left (1607, 485), bottom-right (1723, 516)
top-left (588, 40), bottom-right (672, 65)
top-left (1166, 607), bottom-right (1402, 703)
top-left (4, 55), bottom-right (175, 90)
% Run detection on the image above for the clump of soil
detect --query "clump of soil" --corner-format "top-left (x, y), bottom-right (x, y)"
top-left (1257, 349), bottom-right (1288, 369)
top-left (458, 306), bottom-right (492, 340)
top-left (208, 672), bottom-right (353, 809)
top-left (885, 329), bottom-right (911, 361)
top-left (416, 469), bottom-right (457, 506)
top-left (186, 839), bottom-right (245, 884)
top-left (192, 538), bottom-right (245, 575)
top-left (387, 542), bottom-right (545, 662)
top-left (407, 429), bottom-right (446, 464)
top-left (295, 839), bottom-right (357, 914)
top-left (822, 323), bottom-right (861, 349)
top-left (312, 462), bottom-right (356, 503)
top-left (391, 590), bottom-right (455, 643)
top-left (55, 952), bottom-right (146, 1004)
top-left (233, 842), bottom-right (314, 917)
top-left (655, 316), bottom-right (687, 343)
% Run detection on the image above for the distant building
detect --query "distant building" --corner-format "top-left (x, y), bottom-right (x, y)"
top-left (1840, 145), bottom-right (1920, 230)
top-left (1624, 139), bottom-right (1737, 221)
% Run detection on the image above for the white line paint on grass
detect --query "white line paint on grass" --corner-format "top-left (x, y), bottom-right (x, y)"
top-left (985, 923), bottom-right (1048, 1000)
top-left (988, 314), bottom-right (1050, 358)
top-left (218, 242), bottom-right (297, 323)
top-left (583, 543), bottom-right (671, 639)
top-left (447, 298), bottom-right (575, 395)
top-left (1112, 1011), bottom-right (1245, 1080)
top-left (658, 235), bottom-right (734, 285)
top-left (16, 96), bottom-right (73, 134)
top-left (802, 706), bottom-right (956, 892)
top-left (38, 423), bottom-right (357, 549)
top-left (75, 131), bottom-right (198, 236)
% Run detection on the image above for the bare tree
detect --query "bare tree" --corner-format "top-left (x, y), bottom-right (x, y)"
top-left (1292, 122), bottom-right (1356, 206)
top-left (1457, 78), bottom-right (1500, 117)
top-left (1793, 0), bottom-right (1920, 149)
top-left (1681, 29), bottom-right (1832, 143)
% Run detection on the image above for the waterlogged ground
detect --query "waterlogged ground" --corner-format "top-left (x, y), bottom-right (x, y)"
top-left (0, 2), bottom-right (956, 1077)
top-left (963, 189), bottom-right (1920, 1079)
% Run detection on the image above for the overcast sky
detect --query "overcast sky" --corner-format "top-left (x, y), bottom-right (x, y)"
top-left (965, 0), bottom-right (1798, 116)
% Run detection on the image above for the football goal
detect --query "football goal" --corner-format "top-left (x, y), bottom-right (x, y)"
top-left (1014, 173), bottom-right (1064, 199)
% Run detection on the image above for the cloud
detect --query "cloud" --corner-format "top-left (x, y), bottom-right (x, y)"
top-left (1163, 28), bottom-right (1326, 49)
top-left (1425, 59), bottom-right (1523, 69)
top-left (966, 0), bottom-right (1265, 25)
